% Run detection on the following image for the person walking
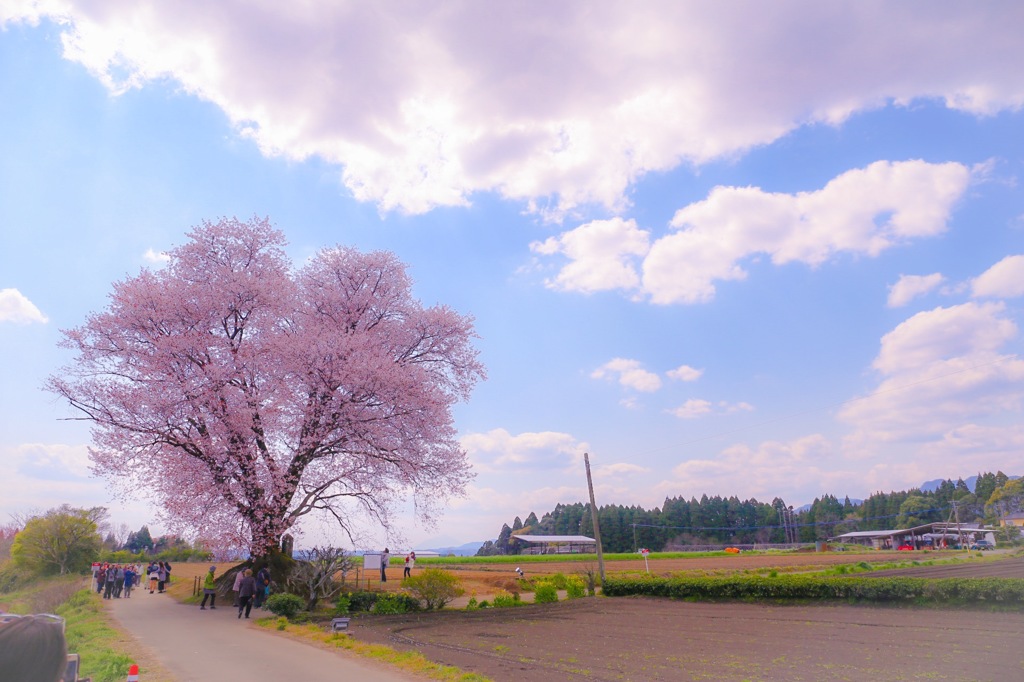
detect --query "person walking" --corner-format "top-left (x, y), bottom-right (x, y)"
top-left (380, 548), bottom-right (390, 583)
top-left (199, 566), bottom-right (218, 610)
top-left (253, 565), bottom-right (271, 609)
top-left (103, 565), bottom-right (117, 599)
top-left (112, 565), bottom-right (125, 598)
top-left (232, 567), bottom-right (245, 607)
top-left (403, 551), bottom-right (415, 578)
top-left (237, 569), bottom-right (256, 619)
top-left (157, 561), bottom-right (168, 593)
top-left (123, 565), bottom-right (135, 598)
top-left (148, 562), bottom-right (159, 594)
top-left (95, 564), bottom-right (107, 594)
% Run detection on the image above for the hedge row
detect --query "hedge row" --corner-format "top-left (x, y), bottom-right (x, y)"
top-left (602, 575), bottom-right (1024, 604)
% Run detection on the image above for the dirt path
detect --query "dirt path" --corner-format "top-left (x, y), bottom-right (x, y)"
top-left (107, 589), bottom-right (417, 682)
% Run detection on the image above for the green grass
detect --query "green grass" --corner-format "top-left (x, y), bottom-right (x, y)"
top-left (58, 589), bottom-right (137, 682)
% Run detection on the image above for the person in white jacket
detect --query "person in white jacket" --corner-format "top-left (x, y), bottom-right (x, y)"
top-left (232, 568), bottom-right (245, 606)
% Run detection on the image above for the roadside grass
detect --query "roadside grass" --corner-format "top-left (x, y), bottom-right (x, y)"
top-left (253, 617), bottom-right (492, 681)
top-left (57, 589), bottom-right (139, 682)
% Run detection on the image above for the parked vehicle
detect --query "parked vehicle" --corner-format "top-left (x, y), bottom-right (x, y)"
top-left (970, 540), bottom-right (994, 551)
top-left (897, 544), bottom-right (914, 551)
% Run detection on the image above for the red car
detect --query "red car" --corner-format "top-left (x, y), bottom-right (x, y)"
top-left (897, 544), bottom-right (914, 551)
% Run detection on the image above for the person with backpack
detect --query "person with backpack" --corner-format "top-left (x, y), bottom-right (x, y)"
top-left (123, 565), bottom-right (135, 598)
top-left (148, 562), bottom-right (160, 594)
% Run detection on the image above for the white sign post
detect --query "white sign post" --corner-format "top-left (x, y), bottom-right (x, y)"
top-left (641, 548), bottom-right (650, 574)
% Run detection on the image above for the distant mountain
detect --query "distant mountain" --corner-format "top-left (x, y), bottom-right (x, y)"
top-left (417, 540), bottom-right (485, 556)
top-left (919, 474), bottom-right (1019, 493)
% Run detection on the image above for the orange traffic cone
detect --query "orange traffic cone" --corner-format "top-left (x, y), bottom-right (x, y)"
top-left (126, 663), bottom-right (140, 681)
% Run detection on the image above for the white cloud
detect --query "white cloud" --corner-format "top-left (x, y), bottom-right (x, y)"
top-left (0, 288), bottom-right (48, 324)
top-left (460, 428), bottom-right (587, 473)
top-left (840, 302), bottom-right (1024, 453)
top-left (668, 399), bottom-right (754, 419)
top-left (591, 358), bottom-right (662, 392)
top-left (667, 365), bottom-right (703, 382)
top-left (538, 160), bottom-right (971, 304)
top-left (4, 4), bottom-right (1023, 215)
top-left (531, 218), bottom-right (649, 293)
top-left (888, 273), bottom-right (945, 307)
top-left (668, 399), bottom-right (712, 419)
top-left (661, 434), bottom-right (850, 502)
top-left (594, 462), bottom-right (650, 477)
top-left (972, 254), bottom-right (1024, 298)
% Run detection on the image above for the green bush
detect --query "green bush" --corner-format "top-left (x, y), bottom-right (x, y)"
top-left (547, 572), bottom-right (569, 590)
top-left (333, 594), bottom-right (351, 616)
top-left (371, 592), bottom-right (419, 614)
top-left (601, 575), bottom-right (1024, 605)
top-left (492, 590), bottom-right (521, 608)
top-left (565, 576), bottom-right (586, 599)
top-left (402, 568), bottom-right (464, 610)
top-left (265, 593), bottom-right (305, 619)
top-left (533, 581), bottom-right (559, 604)
top-left (346, 591), bottom-right (379, 612)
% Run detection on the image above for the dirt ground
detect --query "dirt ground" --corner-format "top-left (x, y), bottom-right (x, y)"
top-left (353, 552), bottom-right (1024, 682)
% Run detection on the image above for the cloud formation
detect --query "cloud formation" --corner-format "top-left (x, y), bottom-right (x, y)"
top-left (460, 428), bottom-right (587, 473)
top-left (888, 273), bottom-right (945, 308)
top-left (0, 288), bottom-right (48, 324)
top-left (972, 254), bottom-right (1024, 299)
top-left (4, 4), bottom-right (1023, 215)
top-left (591, 358), bottom-right (662, 392)
top-left (539, 160), bottom-right (970, 304)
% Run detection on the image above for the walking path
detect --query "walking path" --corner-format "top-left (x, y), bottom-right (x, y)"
top-left (108, 590), bottom-right (417, 681)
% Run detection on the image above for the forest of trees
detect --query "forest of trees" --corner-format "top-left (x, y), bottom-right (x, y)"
top-left (477, 471), bottom-right (1019, 555)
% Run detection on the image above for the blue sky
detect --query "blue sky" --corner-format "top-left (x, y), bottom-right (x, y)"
top-left (2, 4), bottom-right (1023, 549)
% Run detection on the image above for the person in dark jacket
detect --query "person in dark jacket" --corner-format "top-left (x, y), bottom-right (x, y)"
top-left (253, 566), bottom-right (271, 609)
top-left (237, 569), bottom-right (257, 619)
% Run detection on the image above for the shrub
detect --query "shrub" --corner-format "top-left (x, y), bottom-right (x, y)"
top-left (265, 593), bottom-right (305, 620)
top-left (565, 576), bottom-right (586, 599)
top-left (547, 572), bottom-right (569, 590)
top-left (346, 591), bottom-right (379, 612)
top-left (492, 590), bottom-right (521, 608)
top-left (372, 592), bottom-right (419, 614)
top-left (402, 568), bottom-right (464, 610)
top-left (333, 594), bottom-right (351, 616)
top-left (534, 582), bottom-right (559, 604)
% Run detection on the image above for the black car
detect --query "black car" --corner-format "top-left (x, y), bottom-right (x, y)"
top-left (970, 540), bottom-right (994, 551)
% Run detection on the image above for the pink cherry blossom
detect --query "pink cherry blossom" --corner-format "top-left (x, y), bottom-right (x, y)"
top-left (48, 217), bottom-right (484, 556)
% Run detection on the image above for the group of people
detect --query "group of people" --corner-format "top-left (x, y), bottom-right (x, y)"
top-left (378, 548), bottom-right (417, 582)
top-left (92, 560), bottom-right (173, 599)
top-left (199, 564), bottom-right (272, 620)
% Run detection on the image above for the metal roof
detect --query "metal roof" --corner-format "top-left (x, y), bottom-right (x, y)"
top-left (512, 534), bottom-right (595, 543)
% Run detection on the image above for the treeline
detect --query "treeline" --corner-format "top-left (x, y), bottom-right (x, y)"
top-left (477, 471), bottom-right (1018, 555)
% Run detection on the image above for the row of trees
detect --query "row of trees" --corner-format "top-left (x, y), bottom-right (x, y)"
top-left (478, 471), bottom-right (1021, 554)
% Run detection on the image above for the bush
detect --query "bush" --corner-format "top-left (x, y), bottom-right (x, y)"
top-left (492, 590), bottom-right (521, 608)
top-left (345, 590), bottom-right (379, 612)
top-left (333, 594), bottom-right (351, 616)
top-left (265, 593), bottom-right (305, 620)
top-left (402, 568), bottom-right (464, 610)
top-left (565, 576), bottom-right (586, 599)
top-left (601, 575), bottom-right (1024, 605)
top-left (533, 581), bottom-right (559, 604)
top-left (371, 592), bottom-right (419, 614)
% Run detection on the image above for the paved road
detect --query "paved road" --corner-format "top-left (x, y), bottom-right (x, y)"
top-left (108, 590), bottom-right (417, 681)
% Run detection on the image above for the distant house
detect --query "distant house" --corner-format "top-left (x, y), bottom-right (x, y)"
top-left (999, 512), bottom-right (1024, 528)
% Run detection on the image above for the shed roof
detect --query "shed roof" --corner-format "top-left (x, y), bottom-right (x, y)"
top-left (512, 534), bottom-right (595, 544)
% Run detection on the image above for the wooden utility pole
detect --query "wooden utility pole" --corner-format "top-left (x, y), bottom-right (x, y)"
top-left (584, 452), bottom-right (606, 583)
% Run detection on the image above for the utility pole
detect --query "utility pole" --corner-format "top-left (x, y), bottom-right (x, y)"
top-left (584, 452), bottom-right (606, 583)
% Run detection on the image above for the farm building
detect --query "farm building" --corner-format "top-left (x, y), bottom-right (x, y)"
top-left (832, 522), bottom-right (997, 550)
top-left (512, 534), bottom-right (596, 555)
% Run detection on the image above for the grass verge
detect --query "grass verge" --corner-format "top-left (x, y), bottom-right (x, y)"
top-left (253, 616), bottom-right (492, 681)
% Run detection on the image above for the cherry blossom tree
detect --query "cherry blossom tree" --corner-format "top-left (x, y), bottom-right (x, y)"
top-left (49, 217), bottom-right (484, 556)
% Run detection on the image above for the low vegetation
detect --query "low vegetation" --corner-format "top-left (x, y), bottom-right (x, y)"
top-left (602, 574), bottom-right (1024, 606)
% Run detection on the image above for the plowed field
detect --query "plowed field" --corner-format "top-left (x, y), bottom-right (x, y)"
top-left (355, 552), bottom-right (1024, 681)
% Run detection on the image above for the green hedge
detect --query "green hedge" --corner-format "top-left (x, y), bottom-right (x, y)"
top-left (602, 575), bottom-right (1024, 604)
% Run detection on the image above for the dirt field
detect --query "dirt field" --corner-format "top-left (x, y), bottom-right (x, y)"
top-left (354, 553), bottom-right (1024, 682)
